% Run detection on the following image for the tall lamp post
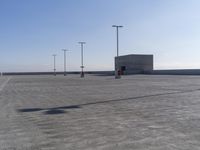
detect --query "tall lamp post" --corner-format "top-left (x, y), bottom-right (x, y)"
top-left (52, 54), bottom-right (57, 76)
top-left (62, 49), bottom-right (69, 76)
top-left (112, 25), bottom-right (123, 79)
top-left (78, 42), bottom-right (86, 78)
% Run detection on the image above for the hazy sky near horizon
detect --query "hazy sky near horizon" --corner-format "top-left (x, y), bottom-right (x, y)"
top-left (1, 0), bottom-right (200, 72)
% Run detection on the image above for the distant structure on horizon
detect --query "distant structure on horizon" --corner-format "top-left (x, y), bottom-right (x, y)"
top-left (115, 54), bottom-right (153, 75)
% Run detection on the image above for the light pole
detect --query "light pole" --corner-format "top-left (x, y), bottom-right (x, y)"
top-left (52, 54), bottom-right (56, 76)
top-left (112, 25), bottom-right (123, 79)
top-left (62, 49), bottom-right (69, 76)
top-left (78, 42), bottom-right (86, 78)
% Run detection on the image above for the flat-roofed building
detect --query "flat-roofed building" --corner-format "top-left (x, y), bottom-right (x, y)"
top-left (115, 54), bottom-right (153, 75)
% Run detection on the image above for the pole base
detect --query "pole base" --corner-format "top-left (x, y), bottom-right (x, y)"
top-left (115, 75), bottom-right (121, 79)
top-left (115, 70), bottom-right (121, 79)
top-left (80, 72), bottom-right (84, 78)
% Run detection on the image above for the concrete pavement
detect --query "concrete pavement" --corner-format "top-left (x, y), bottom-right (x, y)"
top-left (1, 75), bottom-right (200, 149)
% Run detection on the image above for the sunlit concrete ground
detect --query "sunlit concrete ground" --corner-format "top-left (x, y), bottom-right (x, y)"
top-left (1, 74), bottom-right (200, 150)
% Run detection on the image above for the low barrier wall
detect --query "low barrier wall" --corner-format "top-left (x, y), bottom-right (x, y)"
top-left (2, 71), bottom-right (115, 76)
top-left (2, 69), bottom-right (200, 76)
top-left (151, 69), bottom-right (200, 75)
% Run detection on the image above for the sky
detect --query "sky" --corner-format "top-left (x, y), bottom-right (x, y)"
top-left (1, 0), bottom-right (200, 72)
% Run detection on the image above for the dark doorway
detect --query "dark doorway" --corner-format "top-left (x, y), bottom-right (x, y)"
top-left (121, 66), bottom-right (126, 75)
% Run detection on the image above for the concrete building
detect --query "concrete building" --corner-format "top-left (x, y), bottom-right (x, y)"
top-left (115, 54), bottom-right (153, 75)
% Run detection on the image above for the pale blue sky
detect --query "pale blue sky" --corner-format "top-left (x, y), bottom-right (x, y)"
top-left (1, 0), bottom-right (200, 72)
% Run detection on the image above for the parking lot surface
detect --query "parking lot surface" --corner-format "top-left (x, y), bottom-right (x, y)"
top-left (1, 75), bottom-right (200, 150)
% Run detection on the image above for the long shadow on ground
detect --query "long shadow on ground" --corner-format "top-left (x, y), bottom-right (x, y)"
top-left (18, 105), bottom-right (81, 115)
top-left (17, 88), bottom-right (200, 115)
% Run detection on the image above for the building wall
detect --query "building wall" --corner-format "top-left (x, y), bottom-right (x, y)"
top-left (115, 54), bottom-right (153, 74)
